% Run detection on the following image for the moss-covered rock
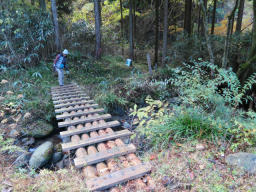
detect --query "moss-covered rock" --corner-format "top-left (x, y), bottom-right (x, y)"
top-left (23, 120), bottom-right (54, 138)
top-left (29, 141), bottom-right (53, 169)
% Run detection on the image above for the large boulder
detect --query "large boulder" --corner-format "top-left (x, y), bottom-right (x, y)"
top-left (23, 120), bottom-right (54, 138)
top-left (29, 141), bottom-right (53, 169)
top-left (226, 152), bottom-right (256, 174)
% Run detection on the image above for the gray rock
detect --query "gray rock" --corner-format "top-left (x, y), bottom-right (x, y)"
top-left (123, 122), bottom-right (131, 129)
top-left (14, 152), bottom-right (32, 168)
top-left (21, 137), bottom-right (35, 146)
top-left (29, 141), bottom-right (53, 169)
top-left (52, 152), bottom-right (63, 164)
top-left (226, 152), bottom-right (256, 174)
top-left (56, 160), bottom-right (64, 169)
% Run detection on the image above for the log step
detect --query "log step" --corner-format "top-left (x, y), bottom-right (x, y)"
top-left (74, 144), bottom-right (136, 168)
top-left (53, 97), bottom-right (90, 105)
top-left (55, 103), bottom-right (98, 114)
top-left (54, 100), bottom-right (94, 109)
top-left (86, 163), bottom-right (151, 191)
top-left (61, 130), bottom-right (132, 152)
top-left (51, 88), bottom-right (81, 94)
top-left (51, 84), bottom-right (77, 89)
top-left (60, 120), bottom-right (120, 138)
top-left (52, 94), bottom-right (87, 101)
top-left (56, 108), bottom-right (105, 120)
top-left (52, 91), bottom-right (84, 97)
top-left (58, 114), bottom-right (111, 128)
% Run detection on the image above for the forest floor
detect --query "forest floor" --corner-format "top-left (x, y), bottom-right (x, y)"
top-left (1, 56), bottom-right (256, 191)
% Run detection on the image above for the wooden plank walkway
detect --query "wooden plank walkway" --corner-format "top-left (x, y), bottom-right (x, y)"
top-left (86, 163), bottom-right (152, 191)
top-left (55, 103), bottom-right (98, 114)
top-left (51, 83), bottom-right (152, 191)
top-left (74, 144), bottom-right (136, 168)
top-left (59, 120), bottom-right (120, 137)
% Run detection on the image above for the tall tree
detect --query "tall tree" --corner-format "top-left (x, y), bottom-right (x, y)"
top-left (184, 0), bottom-right (192, 35)
top-left (39, 0), bottom-right (46, 11)
top-left (200, 0), bottom-right (215, 65)
top-left (211, 0), bottom-right (217, 34)
top-left (31, 0), bottom-right (35, 5)
top-left (162, 0), bottom-right (168, 65)
top-left (198, 4), bottom-right (201, 34)
top-left (222, 0), bottom-right (239, 68)
top-left (201, 0), bottom-right (207, 35)
top-left (51, 0), bottom-right (61, 51)
top-left (239, 0), bottom-right (256, 81)
top-left (154, 0), bottom-right (159, 67)
top-left (236, 0), bottom-right (245, 33)
top-left (94, 0), bottom-right (102, 59)
top-left (120, 0), bottom-right (124, 55)
top-left (129, 0), bottom-right (134, 60)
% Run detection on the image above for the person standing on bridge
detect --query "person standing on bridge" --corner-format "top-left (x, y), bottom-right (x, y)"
top-left (53, 49), bottom-right (69, 86)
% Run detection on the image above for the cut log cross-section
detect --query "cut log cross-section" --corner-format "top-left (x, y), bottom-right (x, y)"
top-left (86, 163), bottom-right (152, 191)
top-left (55, 103), bottom-right (99, 114)
top-left (60, 120), bottom-right (120, 138)
top-left (61, 130), bottom-right (132, 151)
top-left (54, 100), bottom-right (94, 109)
top-left (52, 94), bottom-right (87, 101)
top-left (51, 87), bottom-right (80, 93)
top-left (58, 114), bottom-right (111, 127)
top-left (51, 83), bottom-right (77, 89)
top-left (52, 91), bottom-right (84, 97)
top-left (74, 144), bottom-right (136, 168)
top-left (53, 97), bottom-right (90, 105)
top-left (56, 108), bottom-right (105, 120)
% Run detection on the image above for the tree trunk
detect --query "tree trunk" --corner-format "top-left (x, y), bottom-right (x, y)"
top-left (201, 0), bottom-right (207, 35)
top-left (39, 0), bottom-right (46, 11)
top-left (238, 0), bottom-right (256, 82)
top-left (222, 0), bottom-right (239, 68)
top-left (31, 0), bottom-right (35, 5)
top-left (200, 0), bottom-right (215, 65)
top-left (51, 0), bottom-right (61, 51)
top-left (154, 0), bottom-right (159, 67)
top-left (133, 0), bottom-right (136, 40)
top-left (236, 0), bottom-right (245, 33)
top-left (120, 0), bottom-right (124, 56)
top-left (129, 0), bottom-right (134, 60)
top-left (94, 0), bottom-right (102, 59)
top-left (184, 0), bottom-right (192, 35)
top-left (133, 0), bottom-right (136, 60)
top-left (198, 4), bottom-right (201, 34)
top-left (211, 0), bottom-right (217, 34)
top-left (147, 53), bottom-right (153, 76)
top-left (162, 0), bottom-right (168, 65)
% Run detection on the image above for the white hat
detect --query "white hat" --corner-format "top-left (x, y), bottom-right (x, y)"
top-left (63, 49), bottom-right (69, 55)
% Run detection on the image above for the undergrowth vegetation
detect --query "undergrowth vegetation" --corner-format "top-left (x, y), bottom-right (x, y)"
top-left (131, 61), bottom-right (256, 151)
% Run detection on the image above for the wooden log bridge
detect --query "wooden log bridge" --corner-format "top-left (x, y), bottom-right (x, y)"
top-left (51, 83), bottom-right (154, 191)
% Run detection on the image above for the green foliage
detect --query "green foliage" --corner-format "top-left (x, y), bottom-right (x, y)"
top-left (0, 62), bottom-right (56, 122)
top-left (131, 61), bottom-right (256, 151)
top-left (131, 97), bottom-right (222, 148)
top-left (171, 60), bottom-right (256, 108)
top-left (0, 0), bottom-right (53, 67)
top-left (0, 135), bottom-right (23, 154)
